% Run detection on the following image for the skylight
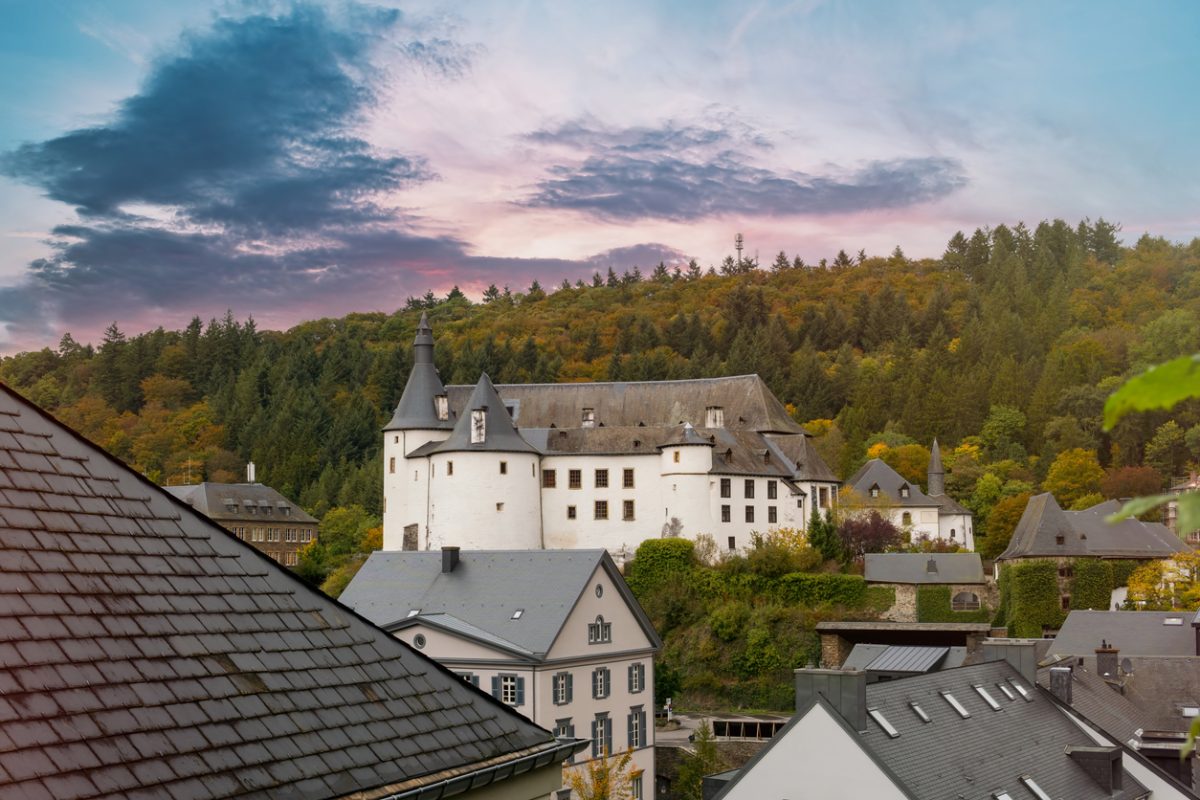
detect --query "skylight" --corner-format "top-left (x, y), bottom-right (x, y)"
top-left (868, 708), bottom-right (899, 738)
top-left (1164, 617), bottom-right (1184, 626)
top-left (941, 691), bottom-right (970, 718)
top-left (910, 702), bottom-right (931, 723)
top-left (1020, 775), bottom-right (1052, 800)
top-left (992, 793), bottom-right (1014, 800)
top-left (511, 609), bottom-right (524, 619)
top-left (974, 685), bottom-right (1001, 711)
top-left (996, 683), bottom-right (1016, 701)
top-left (407, 608), bottom-right (421, 617)
top-left (1008, 679), bottom-right (1033, 701)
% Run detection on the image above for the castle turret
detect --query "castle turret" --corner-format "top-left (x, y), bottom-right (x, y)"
top-left (927, 438), bottom-right (945, 496)
top-left (426, 374), bottom-right (542, 550)
top-left (659, 423), bottom-right (715, 539)
top-left (382, 312), bottom-right (454, 551)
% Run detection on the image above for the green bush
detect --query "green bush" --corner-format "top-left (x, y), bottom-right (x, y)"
top-left (1110, 559), bottom-right (1145, 588)
top-left (915, 584), bottom-right (991, 623)
top-left (710, 600), bottom-right (751, 642)
top-left (1070, 559), bottom-right (1114, 611)
top-left (1003, 560), bottom-right (1066, 637)
top-left (626, 538), bottom-right (696, 596)
top-left (771, 573), bottom-right (867, 606)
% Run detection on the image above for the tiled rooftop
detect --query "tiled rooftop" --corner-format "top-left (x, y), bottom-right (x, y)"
top-left (0, 384), bottom-right (561, 799)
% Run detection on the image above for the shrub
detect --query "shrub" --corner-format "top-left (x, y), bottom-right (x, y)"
top-left (772, 573), bottom-right (867, 607)
top-left (626, 537), bottom-right (696, 596)
top-left (1069, 559), bottom-right (1114, 611)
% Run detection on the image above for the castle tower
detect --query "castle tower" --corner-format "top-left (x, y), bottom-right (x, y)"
top-left (426, 373), bottom-right (542, 550)
top-left (927, 438), bottom-right (945, 496)
top-left (659, 423), bottom-right (715, 539)
top-left (382, 312), bottom-right (453, 551)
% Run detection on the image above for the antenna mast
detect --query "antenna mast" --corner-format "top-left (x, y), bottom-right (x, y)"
top-left (734, 233), bottom-right (744, 268)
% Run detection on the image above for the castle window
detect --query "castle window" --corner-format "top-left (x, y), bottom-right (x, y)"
top-left (720, 478), bottom-right (731, 498)
top-left (434, 395), bottom-right (448, 421)
top-left (727, 536), bottom-right (736, 550)
top-left (744, 479), bottom-right (755, 499)
top-left (767, 480), bottom-right (777, 499)
top-left (705, 406), bottom-right (724, 428)
top-left (673, 451), bottom-right (680, 463)
top-left (582, 408), bottom-right (595, 428)
top-left (567, 505), bottom-right (577, 520)
top-left (595, 500), bottom-right (609, 520)
top-left (902, 512), bottom-right (912, 526)
top-left (623, 468), bottom-right (635, 488)
top-left (471, 410), bottom-right (486, 443)
top-left (543, 469), bottom-right (557, 488)
top-left (950, 528), bottom-right (956, 539)
top-left (595, 469), bottom-right (609, 488)
top-left (623, 500), bottom-right (635, 521)
top-left (500, 461), bottom-right (507, 475)
top-left (745, 506), bottom-right (754, 523)
top-left (447, 461), bottom-right (453, 476)
top-left (389, 457), bottom-right (395, 474)
top-left (721, 505), bottom-right (731, 523)
top-left (768, 506), bottom-right (777, 524)
top-left (819, 487), bottom-right (830, 508)
top-left (569, 469), bottom-right (582, 489)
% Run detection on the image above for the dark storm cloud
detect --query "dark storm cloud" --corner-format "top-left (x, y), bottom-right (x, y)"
top-left (523, 120), bottom-right (966, 222)
top-left (584, 243), bottom-right (690, 271)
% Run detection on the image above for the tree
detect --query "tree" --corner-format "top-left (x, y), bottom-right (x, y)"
top-left (838, 511), bottom-right (901, 561)
top-left (1145, 420), bottom-right (1188, 478)
top-left (980, 492), bottom-right (1031, 559)
top-left (1043, 448), bottom-right (1104, 508)
top-left (676, 721), bottom-right (725, 800)
top-left (564, 746), bottom-right (637, 800)
top-left (807, 506), bottom-right (842, 561)
top-left (980, 405), bottom-right (1026, 461)
top-left (1100, 466), bottom-right (1164, 500)
top-left (772, 250), bottom-right (790, 271)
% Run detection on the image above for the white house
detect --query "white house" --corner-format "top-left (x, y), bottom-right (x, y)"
top-left (339, 548), bottom-right (663, 800)
top-left (843, 441), bottom-right (974, 550)
top-left (382, 314), bottom-right (841, 559)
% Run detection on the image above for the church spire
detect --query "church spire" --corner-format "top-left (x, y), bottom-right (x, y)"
top-left (927, 438), bottom-right (945, 496)
top-left (383, 312), bottom-right (452, 431)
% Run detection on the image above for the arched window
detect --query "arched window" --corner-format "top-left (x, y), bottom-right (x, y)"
top-left (902, 512), bottom-right (912, 526)
top-left (950, 529), bottom-right (956, 539)
top-left (588, 615), bottom-right (611, 644)
top-left (952, 592), bottom-right (981, 611)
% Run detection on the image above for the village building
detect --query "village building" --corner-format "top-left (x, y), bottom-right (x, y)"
top-left (164, 479), bottom-right (318, 567)
top-left (707, 659), bottom-right (1198, 800)
top-left (863, 552), bottom-right (989, 622)
top-left (340, 548), bottom-right (662, 800)
top-left (0, 381), bottom-right (583, 800)
top-left (382, 314), bottom-right (839, 559)
top-left (843, 441), bottom-right (974, 550)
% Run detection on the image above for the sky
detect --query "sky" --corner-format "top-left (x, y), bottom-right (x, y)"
top-left (0, 0), bottom-right (1197, 352)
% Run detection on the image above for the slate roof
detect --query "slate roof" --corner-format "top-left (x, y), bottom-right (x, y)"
top-left (0, 383), bottom-right (573, 800)
top-left (339, 549), bottom-right (662, 659)
top-left (445, 374), bottom-right (804, 434)
top-left (998, 493), bottom-right (1186, 561)
top-left (1036, 659), bottom-right (1173, 740)
top-left (842, 644), bottom-right (968, 673)
top-left (863, 553), bottom-right (985, 585)
top-left (1049, 610), bottom-right (1200, 657)
top-left (767, 432), bottom-right (839, 482)
top-left (427, 374), bottom-right (539, 456)
top-left (162, 483), bottom-right (318, 524)
top-left (384, 313), bottom-right (453, 432)
top-left (845, 459), bottom-right (938, 507)
top-left (856, 661), bottom-right (1148, 799)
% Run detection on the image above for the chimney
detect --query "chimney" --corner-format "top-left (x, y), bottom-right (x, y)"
top-left (441, 546), bottom-right (460, 574)
top-left (1048, 666), bottom-right (1073, 705)
top-left (1192, 609), bottom-right (1200, 656)
top-left (1065, 746), bottom-right (1123, 793)
top-left (794, 667), bottom-right (867, 732)
top-left (1096, 639), bottom-right (1119, 679)
top-left (981, 638), bottom-right (1048, 685)
top-left (246, 461), bottom-right (256, 483)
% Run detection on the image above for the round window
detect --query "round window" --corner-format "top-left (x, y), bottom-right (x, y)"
top-left (595, 583), bottom-right (603, 598)
top-left (413, 633), bottom-right (427, 649)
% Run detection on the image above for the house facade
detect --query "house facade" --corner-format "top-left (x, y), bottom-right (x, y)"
top-left (164, 480), bottom-right (318, 566)
top-left (382, 314), bottom-right (840, 559)
top-left (843, 441), bottom-right (974, 550)
top-left (340, 548), bottom-right (663, 800)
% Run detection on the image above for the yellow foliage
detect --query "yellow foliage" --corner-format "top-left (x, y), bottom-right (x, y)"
top-left (866, 442), bottom-right (890, 459)
top-left (564, 747), bottom-right (636, 800)
top-left (804, 418), bottom-right (834, 436)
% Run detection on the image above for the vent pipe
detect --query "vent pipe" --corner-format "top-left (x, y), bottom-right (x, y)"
top-left (246, 462), bottom-right (256, 483)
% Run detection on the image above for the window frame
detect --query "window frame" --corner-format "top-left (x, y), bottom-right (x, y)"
top-left (588, 615), bottom-right (612, 644)
top-left (569, 469), bottom-right (582, 489)
top-left (595, 468), bottom-right (609, 488)
top-left (623, 468), bottom-right (635, 489)
top-left (720, 478), bottom-right (731, 498)
top-left (744, 479), bottom-right (755, 499)
top-left (592, 666), bottom-right (611, 699)
top-left (594, 500), bottom-right (609, 520)
top-left (543, 469), bottom-right (557, 488)
top-left (623, 499), bottom-right (635, 521)
top-left (721, 505), bottom-right (731, 523)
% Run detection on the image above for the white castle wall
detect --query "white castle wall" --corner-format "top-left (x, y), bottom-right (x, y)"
top-left (382, 428), bottom-right (448, 551)
top-left (427, 451), bottom-right (542, 549)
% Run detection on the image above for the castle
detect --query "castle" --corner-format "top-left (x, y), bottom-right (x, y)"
top-left (381, 314), bottom-right (840, 558)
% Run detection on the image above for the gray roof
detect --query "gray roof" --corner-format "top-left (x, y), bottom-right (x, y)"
top-left (446, 374), bottom-right (804, 434)
top-left (162, 482), bottom-right (318, 524)
top-left (999, 493), bottom-right (1186, 560)
top-left (659, 422), bottom-right (714, 448)
top-left (339, 549), bottom-right (662, 659)
top-left (384, 312), bottom-right (453, 432)
top-left (864, 553), bottom-right (985, 585)
top-left (927, 438), bottom-right (945, 496)
top-left (843, 644), bottom-right (968, 673)
top-left (1036, 659), bottom-right (1175, 740)
top-left (428, 374), bottom-right (539, 455)
top-left (0, 382), bottom-right (568, 800)
top-left (768, 432), bottom-right (839, 482)
top-left (857, 661), bottom-right (1148, 799)
top-left (1049, 610), bottom-right (1200, 657)
top-left (841, 643), bottom-right (891, 670)
top-left (845, 459), bottom-right (939, 508)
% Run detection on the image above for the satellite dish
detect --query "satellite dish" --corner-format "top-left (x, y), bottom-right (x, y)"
top-left (1121, 657), bottom-right (1133, 676)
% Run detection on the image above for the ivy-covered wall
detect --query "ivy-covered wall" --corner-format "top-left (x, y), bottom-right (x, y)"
top-left (1069, 559), bottom-right (1114, 611)
top-left (1002, 560), bottom-right (1066, 637)
top-left (915, 584), bottom-right (992, 623)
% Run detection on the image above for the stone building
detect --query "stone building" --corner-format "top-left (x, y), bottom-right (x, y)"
top-left (164, 481), bottom-right (318, 566)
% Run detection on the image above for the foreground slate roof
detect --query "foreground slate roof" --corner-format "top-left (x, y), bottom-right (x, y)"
top-left (998, 493), bottom-right (1186, 561)
top-left (0, 383), bottom-right (572, 800)
top-left (863, 553), bottom-right (985, 584)
top-left (340, 549), bottom-right (661, 659)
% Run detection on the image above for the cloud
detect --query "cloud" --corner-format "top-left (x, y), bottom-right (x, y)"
top-left (522, 120), bottom-right (967, 222)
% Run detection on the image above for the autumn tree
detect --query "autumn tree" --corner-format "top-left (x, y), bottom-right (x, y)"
top-left (1100, 465), bottom-right (1164, 499)
top-left (980, 492), bottom-right (1031, 559)
top-left (565, 746), bottom-right (637, 800)
top-left (1042, 448), bottom-right (1104, 508)
top-left (838, 511), bottom-right (901, 562)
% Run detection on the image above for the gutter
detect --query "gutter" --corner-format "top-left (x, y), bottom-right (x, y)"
top-left (340, 738), bottom-right (589, 800)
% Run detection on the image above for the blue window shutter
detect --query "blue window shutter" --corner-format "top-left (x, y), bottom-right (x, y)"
top-left (472, 675), bottom-right (480, 688)
top-left (628, 664), bottom-right (634, 690)
top-left (567, 672), bottom-right (574, 702)
top-left (604, 717), bottom-right (613, 752)
top-left (627, 712), bottom-right (634, 747)
top-left (516, 676), bottom-right (525, 706)
top-left (553, 674), bottom-right (561, 704)
top-left (591, 719), bottom-right (600, 758)
top-left (640, 709), bottom-right (647, 744)
top-left (491, 675), bottom-right (501, 698)
top-left (638, 663), bottom-right (645, 691)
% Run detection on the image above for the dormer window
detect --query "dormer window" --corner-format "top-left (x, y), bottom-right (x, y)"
top-left (434, 394), bottom-right (449, 421)
top-left (870, 485), bottom-right (880, 498)
top-left (582, 408), bottom-right (595, 428)
top-left (471, 409), bottom-right (486, 443)
top-left (1055, 534), bottom-right (1065, 546)
top-left (706, 406), bottom-right (724, 428)
top-left (900, 485), bottom-right (909, 498)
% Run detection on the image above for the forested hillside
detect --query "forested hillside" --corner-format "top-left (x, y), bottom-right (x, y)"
top-left (3, 218), bottom-right (1198, 571)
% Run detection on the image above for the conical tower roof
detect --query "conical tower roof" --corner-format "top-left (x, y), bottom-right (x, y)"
top-left (384, 312), bottom-right (453, 431)
top-left (429, 373), bottom-right (539, 454)
top-left (658, 422), bottom-right (714, 449)
top-left (927, 438), bottom-right (945, 496)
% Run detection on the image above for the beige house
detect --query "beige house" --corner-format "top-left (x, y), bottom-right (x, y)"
top-left (341, 548), bottom-right (662, 800)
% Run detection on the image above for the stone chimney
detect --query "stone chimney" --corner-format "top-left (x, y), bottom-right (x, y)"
top-left (794, 667), bottom-right (867, 732)
top-left (1065, 746), bottom-right (1123, 793)
top-left (981, 638), bottom-right (1048, 685)
top-left (1096, 639), bottom-right (1119, 679)
top-left (1048, 666), bottom-right (1072, 705)
top-left (441, 546), bottom-right (460, 574)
